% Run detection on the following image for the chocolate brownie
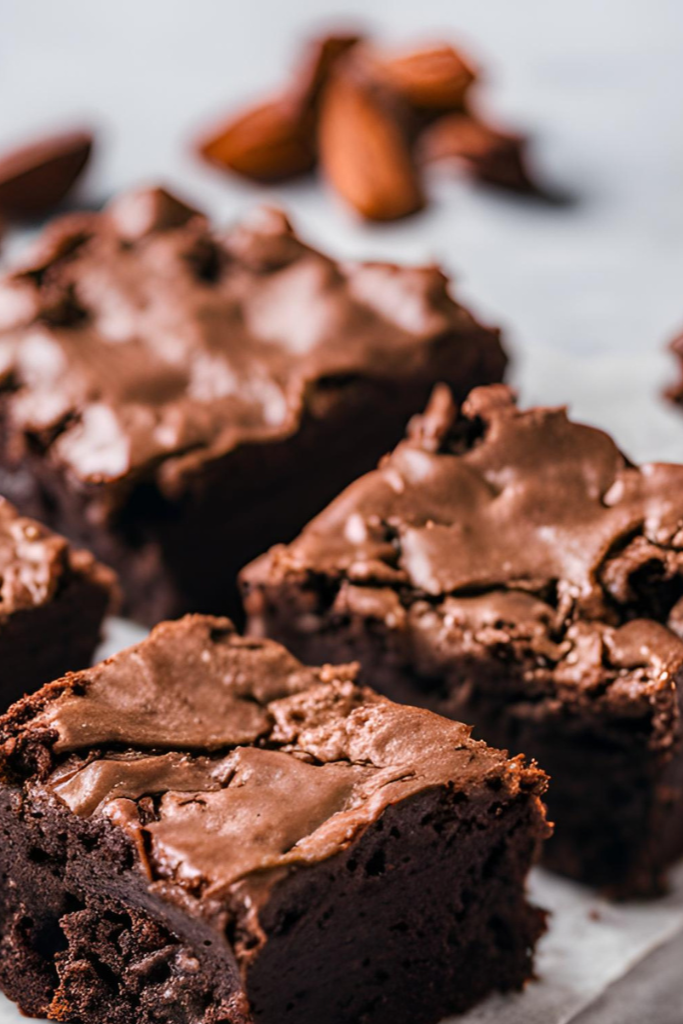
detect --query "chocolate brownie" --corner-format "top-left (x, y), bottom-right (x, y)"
top-left (243, 384), bottom-right (683, 895)
top-left (0, 185), bottom-right (505, 625)
top-left (0, 496), bottom-right (114, 708)
top-left (0, 614), bottom-right (548, 1024)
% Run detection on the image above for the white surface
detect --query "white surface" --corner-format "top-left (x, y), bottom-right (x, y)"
top-left (2, 1), bottom-right (683, 1020)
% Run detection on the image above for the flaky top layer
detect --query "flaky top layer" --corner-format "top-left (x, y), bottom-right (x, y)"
top-left (0, 615), bottom-right (543, 898)
top-left (0, 187), bottom-right (502, 494)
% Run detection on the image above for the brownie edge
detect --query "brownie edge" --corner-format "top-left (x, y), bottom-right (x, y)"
top-left (0, 614), bottom-right (549, 1024)
top-left (0, 496), bottom-right (115, 707)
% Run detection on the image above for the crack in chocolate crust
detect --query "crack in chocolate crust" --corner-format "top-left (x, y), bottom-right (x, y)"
top-left (242, 385), bottom-right (683, 893)
top-left (0, 614), bottom-right (549, 1023)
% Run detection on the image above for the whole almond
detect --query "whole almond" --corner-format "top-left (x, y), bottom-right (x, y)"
top-left (198, 99), bottom-right (316, 182)
top-left (378, 44), bottom-right (476, 111)
top-left (318, 69), bottom-right (423, 221)
top-left (0, 129), bottom-right (93, 219)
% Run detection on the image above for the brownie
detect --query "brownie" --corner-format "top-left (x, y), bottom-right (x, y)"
top-left (0, 496), bottom-right (114, 708)
top-left (0, 185), bottom-right (505, 625)
top-left (243, 383), bottom-right (683, 895)
top-left (0, 614), bottom-right (549, 1024)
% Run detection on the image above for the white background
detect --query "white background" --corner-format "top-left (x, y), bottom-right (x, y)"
top-left (2, 1), bottom-right (683, 1020)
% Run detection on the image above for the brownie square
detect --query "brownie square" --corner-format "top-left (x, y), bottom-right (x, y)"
top-left (0, 186), bottom-right (505, 625)
top-left (0, 496), bottom-right (114, 708)
top-left (243, 384), bottom-right (683, 895)
top-left (0, 614), bottom-right (548, 1024)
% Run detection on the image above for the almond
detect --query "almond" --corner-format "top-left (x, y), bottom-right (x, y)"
top-left (0, 129), bottom-right (93, 219)
top-left (318, 67), bottom-right (423, 221)
top-left (197, 32), bottom-right (362, 184)
top-left (295, 32), bottom-right (364, 107)
top-left (198, 99), bottom-right (316, 182)
top-left (378, 44), bottom-right (476, 111)
top-left (420, 113), bottom-right (538, 193)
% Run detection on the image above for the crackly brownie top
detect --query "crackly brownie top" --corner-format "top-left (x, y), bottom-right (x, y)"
top-left (0, 185), bottom-right (501, 493)
top-left (246, 385), bottom-right (683, 713)
top-left (0, 496), bottom-right (113, 615)
top-left (0, 615), bottom-right (544, 898)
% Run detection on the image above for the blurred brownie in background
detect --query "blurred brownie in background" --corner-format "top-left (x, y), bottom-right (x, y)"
top-left (0, 186), bottom-right (505, 624)
top-left (0, 497), bottom-right (113, 707)
top-left (243, 384), bottom-right (683, 895)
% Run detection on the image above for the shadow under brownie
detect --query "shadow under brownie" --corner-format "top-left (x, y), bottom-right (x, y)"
top-left (0, 614), bottom-right (548, 1024)
top-left (243, 384), bottom-right (683, 895)
top-left (0, 185), bottom-right (505, 625)
top-left (0, 495), bottom-right (114, 708)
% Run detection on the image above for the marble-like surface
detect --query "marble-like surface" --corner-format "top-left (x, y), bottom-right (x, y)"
top-left (2, 1), bottom-right (683, 1020)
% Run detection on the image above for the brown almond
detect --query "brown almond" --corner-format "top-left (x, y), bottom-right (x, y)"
top-left (420, 113), bottom-right (539, 193)
top-left (378, 44), bottom-right (476, 111)
top-left (318, 69), bottom-right (424, 221)
top-left (197, 32), bottom-right (363, 185)
top-left (198, 99), bottom-right (316, 182)
top-left (295, 32), bottom-right (364, 107)
top-left (0, 129), bottom-right (93, 219)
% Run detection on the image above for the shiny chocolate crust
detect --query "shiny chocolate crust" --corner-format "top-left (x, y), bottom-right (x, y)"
top-left (0, 187), bottom-right (505, 623)
top-left (0, 614), bottom-right (548, 1024)
top-left (0, 496), bottom-right (114, 708)
top-left (243, 384), bottom-right (683, 893)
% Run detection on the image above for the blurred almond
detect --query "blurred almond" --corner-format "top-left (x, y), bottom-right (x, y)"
top-left (420, 113), bottom-right (539, 193)
top-left (199, 99), bottom-right (316, 182)
top-left (318, 68), bottom-right (423, 221)
top-left (0, 129), bottom-right (93, 219)
top-left (296, 32), bottom-right (364, 107)
top-left (378, 44), bottom-right (476, 111)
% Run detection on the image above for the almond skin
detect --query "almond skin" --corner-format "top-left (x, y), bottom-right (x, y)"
top-left (378, 44), bottom-right (476, 111)
top-left (0, 129), bottom-right (93, 219)
top-left (318, 68), bottom-right (424, 221)
top-left (199, 99), bottom-right (316, 182)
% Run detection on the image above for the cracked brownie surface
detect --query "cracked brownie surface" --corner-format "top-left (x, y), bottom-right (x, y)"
top-left (0, 614), bottom-right (548, 1024)
top-left (0, 186), bottom-right (505, 623)
top-left (243, 384), bottom-right (683, 893)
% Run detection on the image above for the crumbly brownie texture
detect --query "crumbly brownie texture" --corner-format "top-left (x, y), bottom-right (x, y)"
top-left (243, 384), bottom-right (683, 894)
top-left (0, 496), bottom-right (113, 708)
top-left (0, 614), bottom-right (548, 1024)
top-left (0, 186), bottom-right (505, 624)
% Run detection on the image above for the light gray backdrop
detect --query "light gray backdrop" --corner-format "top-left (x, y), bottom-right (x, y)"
top-left (2, 2), bottom-right (683, 1022)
